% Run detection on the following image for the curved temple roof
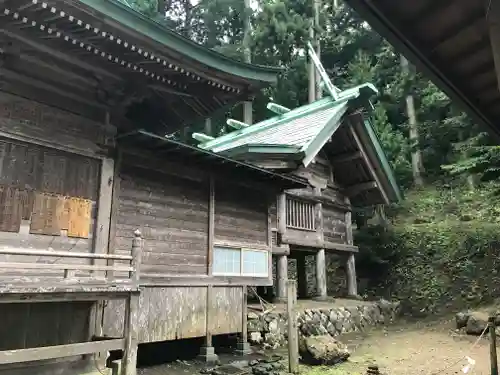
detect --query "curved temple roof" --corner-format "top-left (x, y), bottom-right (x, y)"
top-left (78, 0), bottom-right (282, 85)
top-left (195, 83), bottom-right (401, 206)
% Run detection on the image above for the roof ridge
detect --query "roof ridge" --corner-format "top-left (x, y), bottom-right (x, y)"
top-left (199, 96), bottom-right (338, 151)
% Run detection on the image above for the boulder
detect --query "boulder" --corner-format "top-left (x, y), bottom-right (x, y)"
top-left (466, 311), bottom-right (489, 335)
top-left (455, 311), bottom-right (470, 329)
top-left (299, 335), bottom-right (350, 365)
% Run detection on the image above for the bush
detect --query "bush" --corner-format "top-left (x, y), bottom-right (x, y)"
top-left (354, 185), bottom-right (500, 317)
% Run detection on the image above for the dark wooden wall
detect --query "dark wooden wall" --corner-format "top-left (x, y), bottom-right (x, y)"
top-left (283, 154), bottom-right (349, 249)
top-left (0, 92), bottom-right (106, 280)
top-left (103, 157), bottom-right (271, 343)
top-left (214, 182), bottom-right (268, 247)
top-left (0, 91), bottom-right (111, 372)
top-left (115, 161), bottom-right (209, 276)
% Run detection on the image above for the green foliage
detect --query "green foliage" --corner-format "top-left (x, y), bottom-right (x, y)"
top-left (356, 185), bottom-right (500, 316)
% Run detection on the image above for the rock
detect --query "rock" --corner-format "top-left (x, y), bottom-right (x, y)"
top-left (248, 312), bottom-right (260, 320)
top-left (466, 311), bottom-right (489, 335)
top-left (249, 331), bottom-right (263, 344)
top-left (299, 335), bottom-right (350, 365)
top-left (455, 311), bottom-right (470, 329)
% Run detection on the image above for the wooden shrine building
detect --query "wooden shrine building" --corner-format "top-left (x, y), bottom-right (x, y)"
top-left (194, 74), bottom-right (401, 302)
top-left (0, 1), bottom-right (305, 375)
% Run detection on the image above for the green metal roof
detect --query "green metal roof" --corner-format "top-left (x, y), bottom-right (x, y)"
top-left (196, 83), bottom-right (401, 204)
top-left (198, 83), bottom-right (377, 166)
top-left (78, 0), bottom-right (282, 83)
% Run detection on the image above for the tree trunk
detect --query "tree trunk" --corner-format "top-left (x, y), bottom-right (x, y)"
top-left (400, 55), bottom-right (424, 187)
top-left (243, 0), bottom-right (253, 124)
top-left (314, 0), bottom-right (322, 100)
top-left (308, 22), bottom-right (316, 104)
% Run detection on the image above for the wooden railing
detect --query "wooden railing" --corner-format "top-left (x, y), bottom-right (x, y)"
top-left (0, 230), bottom-right (143, 375)
top-left (0, 229), bottom-right (143, 295)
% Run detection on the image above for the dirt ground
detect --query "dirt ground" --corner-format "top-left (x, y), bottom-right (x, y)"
top-left (304, 318), bottom-right (495, 375)
top-left (138, 316), bottom-right (497, 375)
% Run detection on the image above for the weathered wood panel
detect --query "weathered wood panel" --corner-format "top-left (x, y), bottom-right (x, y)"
top-left (0, 138), bottom-right (100, 280)
top-left (323, 205), bottom-right (347, 244)
top-left (0, 302), bottom-right (91, 350)
top-left (103, 286), bottom-right (243, 343)
top-left (0, 92), bottom-right (113, 155)
top-left (104, 287), bottom-right (208, 343)
top-left (214, 182), bottom-right (267, 246)
top-left (115, 164), bottom-right (209, 276)
top-left (209, 287), bottom-right (243, 335)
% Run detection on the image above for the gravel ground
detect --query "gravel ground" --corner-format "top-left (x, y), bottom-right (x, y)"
top-left (304, 318), bottom-right (495, 375)
top-left (137, 317), bottom-right (497, 375)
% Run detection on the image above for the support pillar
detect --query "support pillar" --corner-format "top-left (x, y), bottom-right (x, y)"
top-left (235, 286), bottom-right (251, 355)
top-left (315, 249), bottom-right (327, 300)
top-left (198, 286), bottom-right (219, 363)
top-left (276, 255), bottom-right (288, 302)
top-left (296, 255), bottom-right (308, 299)
top-left (346, 253), bottom-right (359, 298)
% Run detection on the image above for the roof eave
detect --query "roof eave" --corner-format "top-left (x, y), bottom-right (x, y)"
top-left (77, 0), bottom-right (282, 84)
top-left (344, 0), bottom-right (500, 141)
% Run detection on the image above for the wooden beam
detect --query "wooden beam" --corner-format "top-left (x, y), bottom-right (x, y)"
top-left (0, 262), bottom-right (133, 272)
top-left (0, 248), bottom-right (132, 261)
top-left (0, 28), bottom-right (121, 82)
top-left (0, 339), bottom-right (125, 364)
top-left (252, 160), bottom-right (297, 169)
top-left (122, 294), bottom-right (139, 375)
top-left (331, 151), bottom-right (362, 163)
top-left (346, 181), bottom-right (377, 197)
top-left (348, 121), bottom-right (390, 204)
top-left (0, 71), bottom-right (104, 121)
top-left (0, 67), bottom-right (105, 109)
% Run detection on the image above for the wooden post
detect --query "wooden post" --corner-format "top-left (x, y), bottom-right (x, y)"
top-left (490, 316), bottom-right (498, 375)
top-left (346, 253), bottom-right (358, 297)
top-left (131, 230), bottom-right (143, 285)
top-left (236, 286), bottom-right (252, 355)
top-left (121, 294), bottom-right (139, 375)
top-left (277, 193), bottom-right (287, 235)
top-left (277, 255), bottom-right (288, 301)
top-left (287, 280), bottom-right (299, 374)
top-left (122, 230), bottom-right (142, 375)
top-left (315, 249), bottom-right (327, 300)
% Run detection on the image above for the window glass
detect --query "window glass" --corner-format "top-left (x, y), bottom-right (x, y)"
top-left (213, 247), bottom-right (241, 275)
top-left (242, 249), bottom-right (268, 277)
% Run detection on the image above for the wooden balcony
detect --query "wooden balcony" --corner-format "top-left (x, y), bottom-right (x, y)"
top-left (0, 230), bottom-right (143, 301)
top-left (0, 230), bottom-right (143, 374)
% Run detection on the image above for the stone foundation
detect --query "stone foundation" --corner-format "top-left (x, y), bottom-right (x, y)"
top-left (247, 299), bottom-right (401, 349)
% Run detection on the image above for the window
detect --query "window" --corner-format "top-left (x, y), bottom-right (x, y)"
top-left (286, 197), bottom-right (316, 231)
top-left (213, 247), bottom-right (269, 277)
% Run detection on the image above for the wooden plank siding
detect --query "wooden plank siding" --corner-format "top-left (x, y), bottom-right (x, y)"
top-left (103, 286), bottom-right (243, 343)
top-left (214, 182), bottom-right (268, 248)
top-left (102, 159), bottom-right (272, 343)
top-left (0, 92), bottom-right (113, 156)
top-left (114, 162), bottom-right (209, 276)
top-left (280, 153), bottom-right (352, 250)
top-left (0, 92), bottom-right (109, 282)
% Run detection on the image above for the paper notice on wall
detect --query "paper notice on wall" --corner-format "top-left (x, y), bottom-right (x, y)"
top-left (0, 185), bottom-right (23, 232)
top-left (67, 197), bottom-right (92, 239)
top-left (29, 192), bottom-right (63, 236)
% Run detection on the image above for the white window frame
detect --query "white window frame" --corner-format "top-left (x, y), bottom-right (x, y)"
top-left (212, 246), bottom-right (269, 278)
